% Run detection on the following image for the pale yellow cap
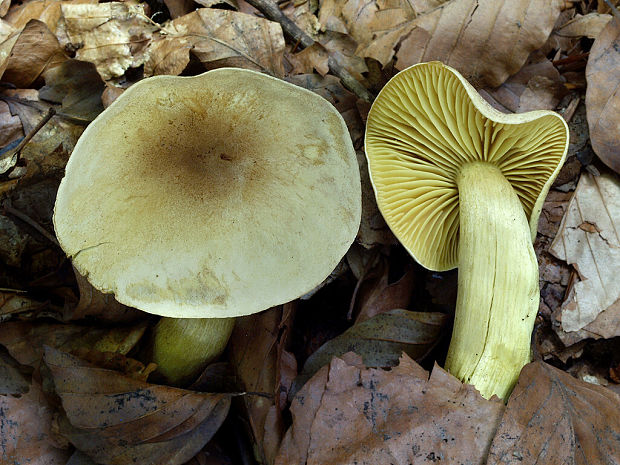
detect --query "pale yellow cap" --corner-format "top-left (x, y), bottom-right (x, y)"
top-left (54, 68), bottom-right (361, 318)
top-left (365, 62), bottom-right (568, 271)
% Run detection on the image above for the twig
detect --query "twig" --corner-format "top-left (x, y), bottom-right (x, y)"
top-left (603, 0), bottom-right (620, 20)
top-left (243, 0), bottom-right (375, 102)
top-left (3, 200), bottom-right (60, 247)
top-left (10, 107), bottom-right (56, 162)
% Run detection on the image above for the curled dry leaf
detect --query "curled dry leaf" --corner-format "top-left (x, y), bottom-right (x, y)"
top-left (482, 51), bottom-right (566, 113)
top-left (56, 2), bottom-right (157, 80)
top-left (44, 347), bottom-right (231, 465)
top-left (228, 306), bottom-right (295, 465)
top-left (487, 361), bottom-right (620, 464)
top-left (0, 377), bottom-right (71, 465)
top-left (4, 0), bottom-right (97, 33)
top-left (277, 353), bottom-right (504, 465)
top-left (554, 12), bottom-right (612, 39)
top-left (586, 17), bottom-right (620, 174)
top-left (1, 19), bottom-right (67, 88)
top-left (549, 173), bottom-right (620, 343)
top-left (320, 0), bottom-right (563, 87)
top-left (292, 310), bottom-right (447, 396)
top-left (0, 320), bottom-right (147, 367)
top-left (145, 9), bottom-right (285, 77)
top-left (39, 60), bottom-right (105, 122)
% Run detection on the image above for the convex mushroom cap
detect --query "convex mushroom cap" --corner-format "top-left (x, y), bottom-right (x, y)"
top-left (365, 61), bottom-right (568, 271)
top-left (54, 68), bottom-right (362, 319)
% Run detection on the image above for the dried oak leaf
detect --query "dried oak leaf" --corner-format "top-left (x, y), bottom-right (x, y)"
top-left (487, 361), bottom-right (620, 464)
top-left (145, 9), bottom-right (285, 77)
top-left (44, 346), bottom-right (230, 465)
top-left (277, 353), bottom-right (504, 465)
top-left (320, 0), bottom-right (563, 88)
top-left (586, 17), bottom-right (620, 174)
top-left (0, 377), bottom-right (71, 465)
top-left (56, 2), bottom-right (157, 80)
top-left (1, 19), bottom-right (67, 88)
top-left (549, 172), bottom-right (620, 343)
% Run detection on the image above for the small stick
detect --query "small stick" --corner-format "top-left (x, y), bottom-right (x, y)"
top-left (3, 200), bottom-right (60, 247)
top-left (10, 107), bottom-right (56, 162)
top-left (603, 0), bottom-right (620, 20)
top-left (243, 0), bottom-right (375, 102)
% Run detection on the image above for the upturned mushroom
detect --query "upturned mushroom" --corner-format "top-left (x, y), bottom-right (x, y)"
top-left (364, 62), bottom-right (568, 399)
top-left (54, 68), bottom-right (361, 384)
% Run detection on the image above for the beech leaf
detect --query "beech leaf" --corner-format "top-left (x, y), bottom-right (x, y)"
top-left (44, 346), bottom-right (230, 465)
top-left (487, 361), bottom-right (620, 464)
top-left (549, 173), bottom-right (620, 343)
top-left (585, 17), bottom-right (620, 174)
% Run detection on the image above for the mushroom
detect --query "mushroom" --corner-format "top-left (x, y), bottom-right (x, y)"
top-left (54, 68), bottom-right (361, 384)
top-left (364, 62), bottom-right (568, 399)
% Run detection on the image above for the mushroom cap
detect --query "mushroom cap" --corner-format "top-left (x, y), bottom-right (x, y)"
top-left (54, 68), bottom-right (361, 318)
top-left (364, 62), bottom-right (568, 271)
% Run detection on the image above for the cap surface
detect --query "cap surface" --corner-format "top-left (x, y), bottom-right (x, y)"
top-left (54, 68), bottom-right (361, 318)
top-left (365, 62), bottom-right (568, 271)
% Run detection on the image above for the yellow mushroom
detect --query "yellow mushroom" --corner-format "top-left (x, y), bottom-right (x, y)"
top-left (364, 62), bottom-right (568, 399)
top-left (54, 68), bottom-right (361, 385)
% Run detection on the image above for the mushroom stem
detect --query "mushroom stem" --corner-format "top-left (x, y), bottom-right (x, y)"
top-left (445, 162), bottom-right (538, 400)
top-left (152, 317), bottom-right (235, 385)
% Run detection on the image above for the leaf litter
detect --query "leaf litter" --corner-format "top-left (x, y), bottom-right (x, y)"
top-left (0, 0), bottom-right (619, 463)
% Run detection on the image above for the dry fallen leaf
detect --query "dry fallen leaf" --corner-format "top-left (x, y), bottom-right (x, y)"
top-left (0, 320), bottom-right (147, 368)
top-left (145, 9), bottom-right (285, 77)
top-left (293, 309), bottom-right (447, 395)
top-left (44, 347), bottom-right (231, 465)
top-left (320, 0), bottom-right (563, 87)
top-left (482, 51), bottom-right (566, 113)
top-left (4, 0), bottom-right (97, 33)
top-left (0, 377), bottom-right (71, 464)
top-left (277, 353), bottom-right (504, 465)
top-left (228, 306), bottom-right (295, 465)
top-left (0, 99), bottom-right (22, 148)
top-left (554, 12), bottom-right (612, 39)
top-left (56, 2), bottom-right (157, 80)
top-left (586, 17), bottom-right (620, 174)
top-left (549, 172), bottom-right (620, 342)
top-left (1, 19), bottom-right (67, 88)
top-left (487, 361), bottom-right (620, 464)
top-left (39, 60), bottom-right (105, 122)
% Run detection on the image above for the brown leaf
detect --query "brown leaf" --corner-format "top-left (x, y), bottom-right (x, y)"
top-left (64, 270), bottom-right (143, 322)
top-left (145, 9), bottom-right (285, 77)
top-left (293, 309), bottom-right (447, 395)
top-left (2, 19), bottom-right (67, 88)
top-left (277, 353), bottom-right (504, 465)
top-left (356, 151), bottom-right (396, 247)
top-left (323, 0), bottom-right (562, 88)
top-left (0, 0), bottom-right (10, 16)
top-left (487, 361), bottom-right (620, 464)
top-left (549, 172), bottom-right (620, 342)
top-left (56, 2), bottom-right (157, 80)
top-left (4, 0), bottom-right (97, 33)
top-left (228, 306), bottom-right (294, 464)
top-left (586, 17), bottom-right (620, 174)
top-left (483, 52), bottom-right (567, 113)
top-left (44, 347), bottom-right (230, 465)
top-left (0, 99), bottom-right (22, 148)
top-left (39, 60), bottom-right (105, 122)
top-left (0, 346), bottom-right (31, 395)
top-left (0, 376), bottom-right (72, 464)
top-left (0, 320), bottom-right (147, 368)
top-left (555, 12), bottom-right (612, 39)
